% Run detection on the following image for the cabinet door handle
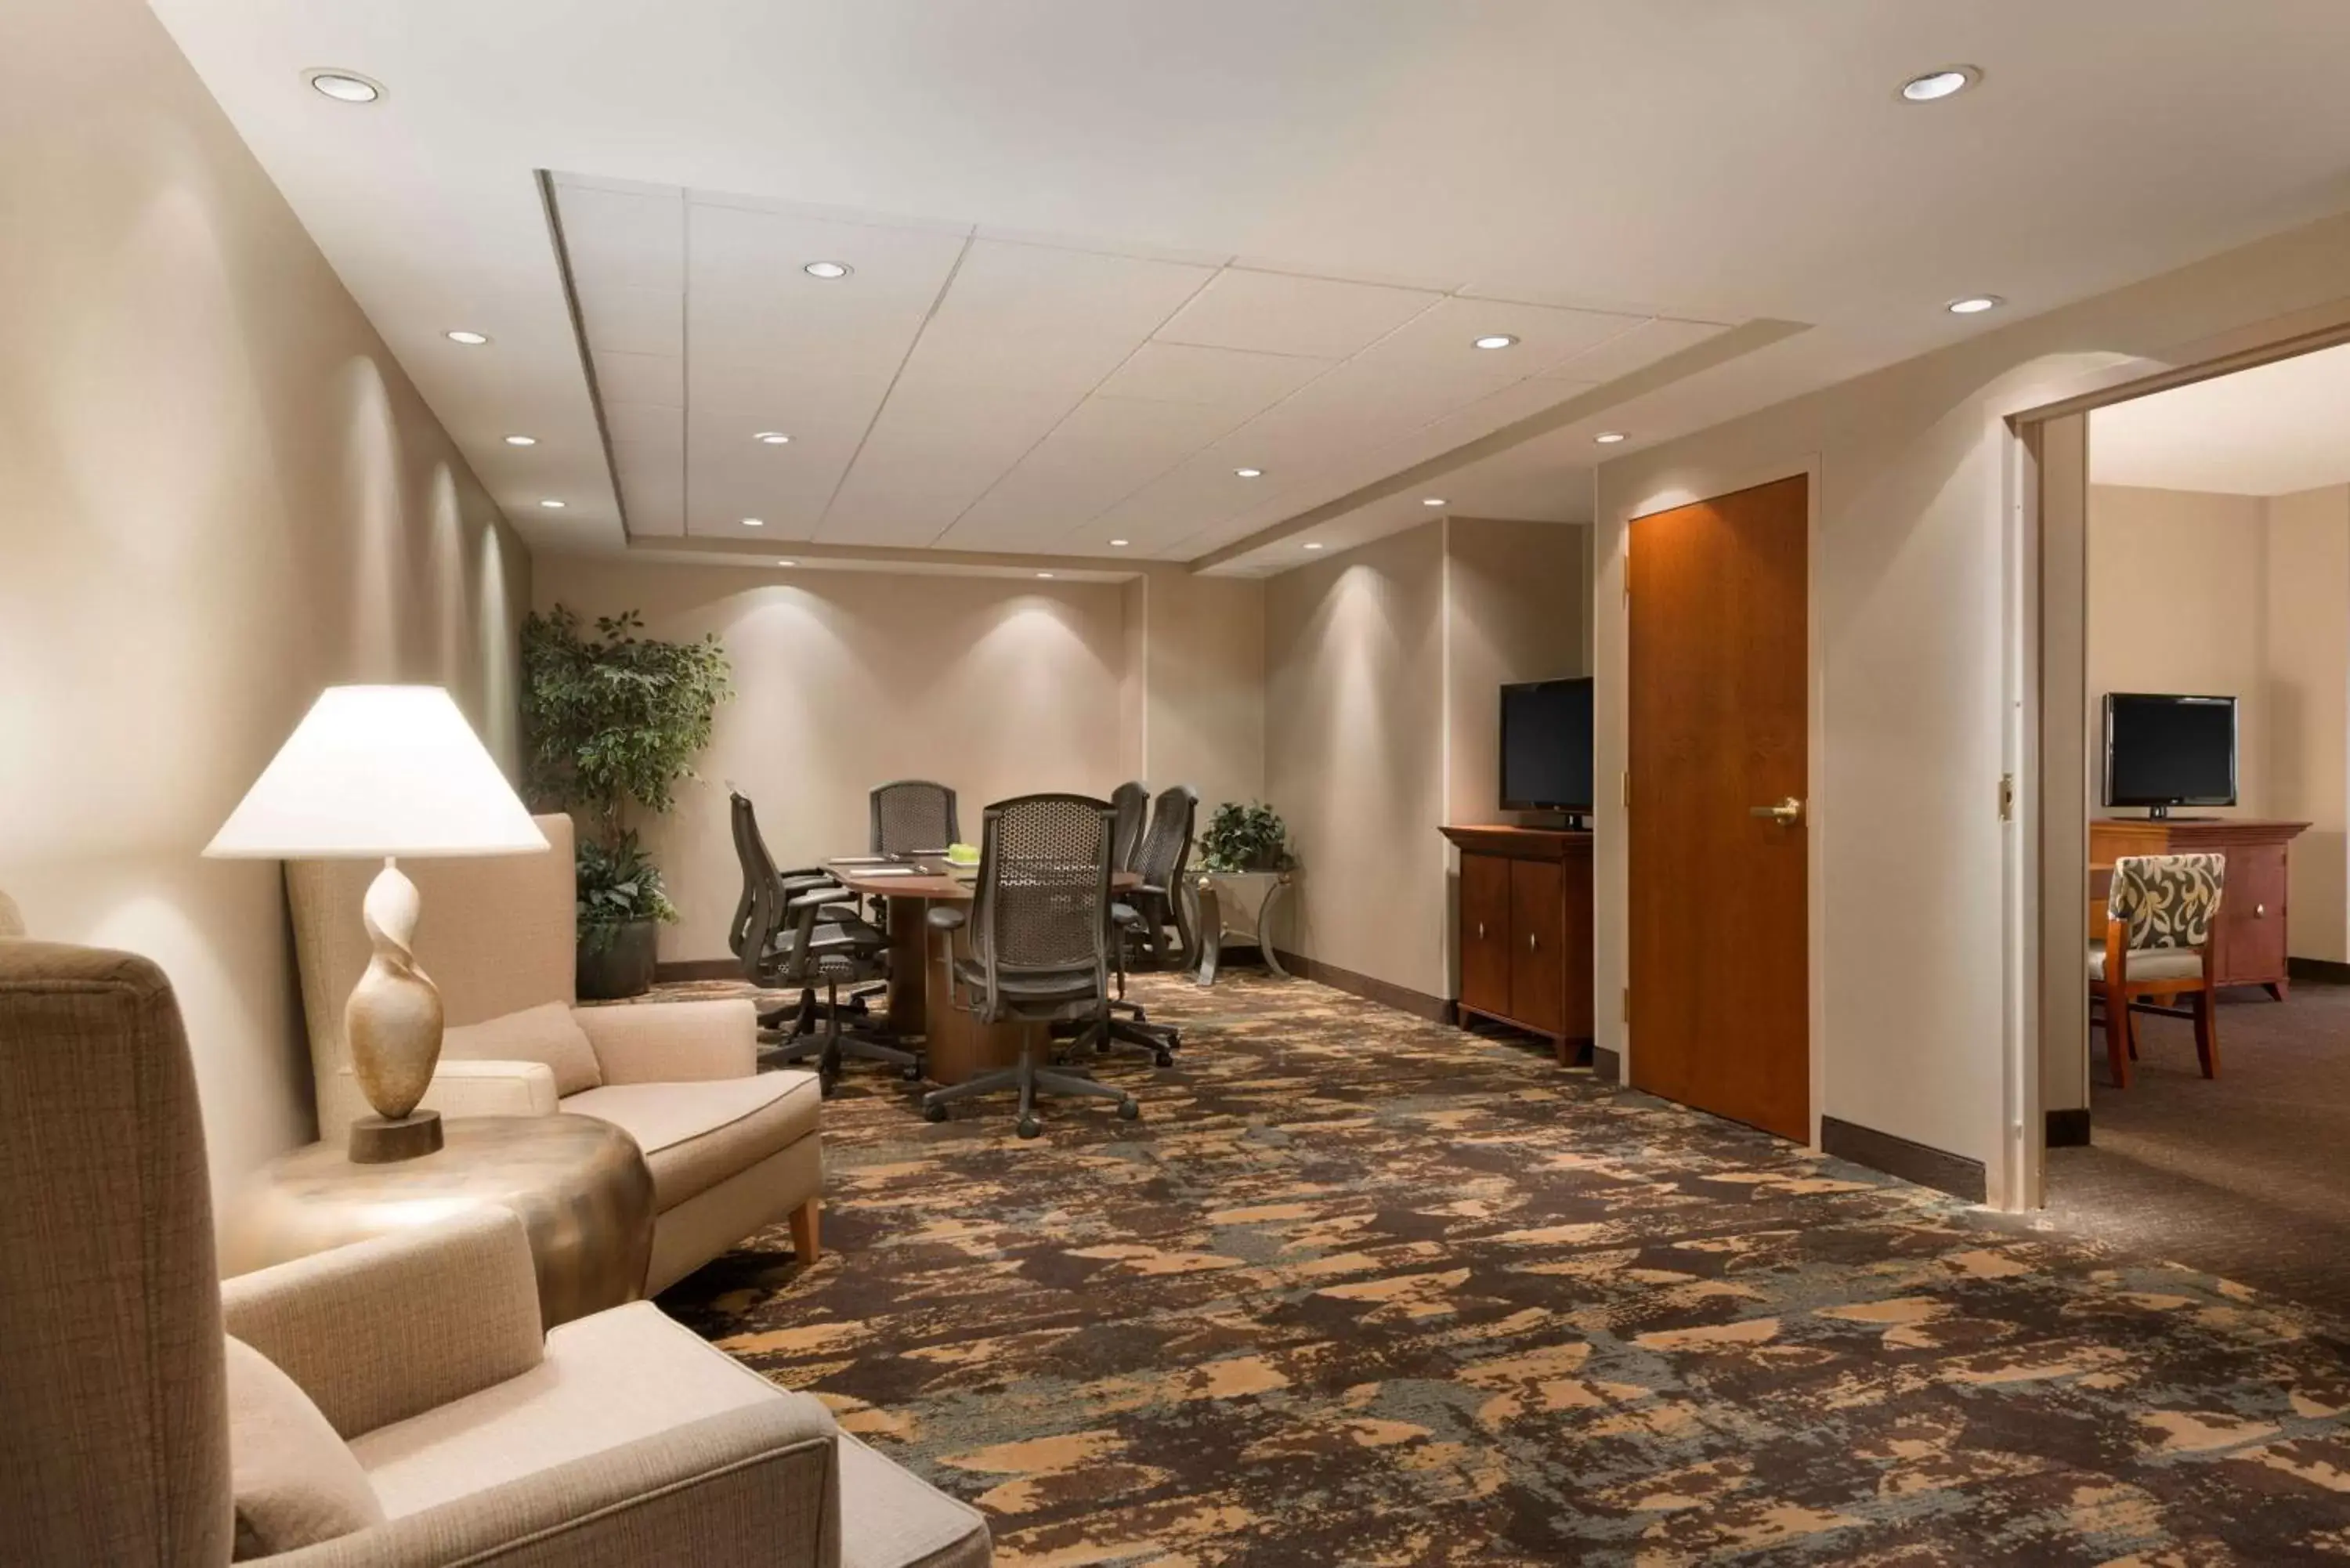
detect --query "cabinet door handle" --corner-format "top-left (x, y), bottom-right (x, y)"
top-left (1527, 931), bottom-right (1538, 951)
top-left (1476, 921), bottom-right (1486, 940)
top-left (2254, 903), bottom-right (2266, 918)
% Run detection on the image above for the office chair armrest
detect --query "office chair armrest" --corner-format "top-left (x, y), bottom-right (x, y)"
top-left (927, 905), bottom-right (967, 932)
top-left (788, 883), bottom-right (851, 912)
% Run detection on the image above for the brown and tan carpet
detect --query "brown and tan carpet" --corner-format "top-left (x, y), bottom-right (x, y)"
top-left (656, 971), bottom-right (2350, 1566)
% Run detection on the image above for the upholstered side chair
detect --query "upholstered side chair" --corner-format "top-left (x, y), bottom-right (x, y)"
top-left (2091, 851), bottom-right (2226, 1089)
top-left (287, 812), bottom-right (822, 1292)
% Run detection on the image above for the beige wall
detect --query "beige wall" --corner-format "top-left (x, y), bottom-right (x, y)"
top-left (2087, 486), bottom-right (2269, 817)
top-left (533, 558), bottom-right (1137, 962)
top-left (1133, 566), bottom-right (1267, 820)
top-left (1263, 516), bottom-right (1588, 997)
top-left (2262, 485), bottom-right (2350, 962)
top-left (1593, 208), bottom-right (2350, 1206)
top-left (0, 0), bottom-right (531, 1207)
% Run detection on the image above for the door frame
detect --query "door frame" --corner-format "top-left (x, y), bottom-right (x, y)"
top-left (2005, 302), bottom-right (2350, 1209)
top-left (1621, 457), bottom-right (1827, 1147)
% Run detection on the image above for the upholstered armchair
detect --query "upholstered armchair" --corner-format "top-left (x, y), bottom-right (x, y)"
top-left (287, 813), bottom-right (821, 1292)
top-left (0, 939), bottom-right (989, 1567)
top-left (2091, 851), bottom-right (2226, 1089)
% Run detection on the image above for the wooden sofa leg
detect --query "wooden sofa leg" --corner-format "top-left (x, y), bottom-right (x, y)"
top-left (788, 1198), bottom-right (821, 1264)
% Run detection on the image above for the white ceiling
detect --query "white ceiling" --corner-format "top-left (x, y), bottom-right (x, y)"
top-left (143, 1), bottom-right (2350, 575)
top-left (2092, 341), bottom-right (2350, 497)
top-left (555, 174), bottom-right (1726, 559)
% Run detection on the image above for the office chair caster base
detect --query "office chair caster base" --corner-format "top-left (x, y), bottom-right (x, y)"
top-left (1116, 1097), bottom-right (1140, 1121)
top-left (1016, 1115), bottom-right (1042, 1140)
top-left (899, 1062), bottom-right (924, 1082)
top-left (924, 1102), bottom-right (949, 1123)
top-left (1152, 1049), bottom-right (1174, 1068)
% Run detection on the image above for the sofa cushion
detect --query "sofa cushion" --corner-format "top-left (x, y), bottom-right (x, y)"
top-left (225, 1335), bottom-right (386, 1559)
top-left (561, 1072), bottom-right (820, 1211)
top-left (840, 1433), bottom-right (992, 1568)
top-left (442, 1002), bottom-right (602, 1097)
top-left (350, 1301), bottom-right (812, 1519)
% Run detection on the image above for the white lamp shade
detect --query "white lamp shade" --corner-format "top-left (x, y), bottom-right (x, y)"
top-left (206, 686), bottom-right (548, 859)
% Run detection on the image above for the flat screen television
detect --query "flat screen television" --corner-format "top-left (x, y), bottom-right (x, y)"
top-left (1500, 677), bottom-right (1594, 820)
top-left (2102, 692), bottom-right (2236, 817)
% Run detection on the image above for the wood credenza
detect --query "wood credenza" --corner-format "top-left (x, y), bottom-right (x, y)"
top-left (1441, 826), bottom-right (1594, 1063)
top-left (2089, 817), bottom-right (2308, 997)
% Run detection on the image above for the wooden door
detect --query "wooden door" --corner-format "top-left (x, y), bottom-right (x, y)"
top-left (1459, 853), bottom-right (1513, 1017)
top-left (1629, 474), bottom-right (1810, 1140)
top-left (1509, 858), bottom-right (1566, 1035)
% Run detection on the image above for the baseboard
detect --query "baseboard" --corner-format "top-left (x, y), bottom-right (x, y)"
top-left (2287, 956), bottom-right (2350, 985)
top-left (2044, 1107), bottom-right (2092, 1147)
top-left (1590, 1045), bottom-right (1622, 1085)
top-left (1271, 949), bottom-right (1452, 1024)
top-left (653, 959), bottom-right (745, 983)
top-left (1818, 1115), bottom-right (1987, 1204)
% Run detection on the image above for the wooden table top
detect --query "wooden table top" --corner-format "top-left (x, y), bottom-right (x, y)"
top-left (823, 854), bottom-right (1141, 902)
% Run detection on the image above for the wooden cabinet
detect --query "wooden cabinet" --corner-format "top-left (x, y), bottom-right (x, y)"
top-left (1442, 826), bottom-right (1593, 1063)
top-left (2089, 817), bottom-right (2308, 996)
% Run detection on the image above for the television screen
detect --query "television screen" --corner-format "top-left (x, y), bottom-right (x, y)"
top-left (1501, 677), bottom-right (1594, 812)
top-left (2103, 692), bottom-right (2236, 808)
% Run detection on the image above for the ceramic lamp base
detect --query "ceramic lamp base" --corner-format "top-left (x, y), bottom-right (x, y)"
top-left (348, 1108), bottom-right (443, 1164)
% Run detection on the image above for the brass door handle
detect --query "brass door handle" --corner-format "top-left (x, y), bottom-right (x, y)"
top-left (1749, 797), bottom-right (1804, 827)
top-left (1527, 931), bottom-right (1538, 951)
top-left (1476, 922), bottom-right (1486, 940)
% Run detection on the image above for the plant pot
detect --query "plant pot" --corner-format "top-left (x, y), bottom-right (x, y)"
top-left (577, 918), bottom-right (659, 1001)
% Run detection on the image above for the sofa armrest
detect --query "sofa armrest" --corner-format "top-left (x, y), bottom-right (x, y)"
top-left (416, 1059), bottom-right (561, 1118)
top-left (267, 1400), bottom-right (842, 1568)
top-left (222, 1209), bottom-right (544, 1440)
top-left (573, 998), bottom-right (757, 1085)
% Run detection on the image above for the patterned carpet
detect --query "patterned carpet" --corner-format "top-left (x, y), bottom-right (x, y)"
top-left (656, 971), bottom-right (2350, 1566)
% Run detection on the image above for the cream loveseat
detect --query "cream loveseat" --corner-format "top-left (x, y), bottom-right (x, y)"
top-left (289, 813), bottom-right (820, 1292)
top-left (0, 939), bottom-right (987, 1567)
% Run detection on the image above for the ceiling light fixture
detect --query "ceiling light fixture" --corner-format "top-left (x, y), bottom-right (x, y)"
top-left (1473, 334), bottom-right (1519, 350)
top-left (1423, 497), bottom-right (1446, 508)
top-left (777, 558), bottom-right (797, 567)
top-left (1036, 571), bottom-right (1055, 580)
top-left (537, 499), bottom-right (566, 509)
top-left (503, 434), bottom-right (536, 446)
top-left (1593, 431), bottom-right (1628, 444)
top-left (754, 431), bottom-right (791, 445)
top-left (305, 69), bottom-right (383, 104)
top-left (1947, 294), bottom-right (2004, 315)
top-left (1303, 542), bottom-right (1325, 551)
top-left (1235, 467), bottom-right (1264, 479)
top-left (741, 518), bottom-right (765, 528)
top-left (802, 261), bottom-right (851, 280)
top-left (444, 330), bottom-right (489, 345)
top-left (1109, 538), bottom-right (1130, 547)
top-left (1900, 66), bottom-right (1980, 103)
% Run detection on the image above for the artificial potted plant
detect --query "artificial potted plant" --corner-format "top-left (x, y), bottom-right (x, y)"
top-left (520, 605), bottom-right (731, 999)
top-left (1195, 800), bottom-right (1295, 873)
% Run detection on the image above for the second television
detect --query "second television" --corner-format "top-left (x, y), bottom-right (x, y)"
top-left (1501, 676), bottom-right (1595, 822)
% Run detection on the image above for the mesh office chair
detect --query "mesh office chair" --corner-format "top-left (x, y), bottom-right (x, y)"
top-left (1110, 780), bottom-right (1150, 874)
top-left (728, 792), bottom-right (877, 1042)
top-left (871, 779), bottom-right (960, 856)
top-left (922, 793), bottom-right (1140, 1137)
top-left (730, 793), bottom-right (918, 1092)
top-left (1120, 784), bottom-right (1199, 970)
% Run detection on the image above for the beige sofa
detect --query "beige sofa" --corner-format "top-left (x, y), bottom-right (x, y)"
top-left (288, 813), bottom-right (819, 1293)
top-left (0, 939), bottom-right (986, 1566)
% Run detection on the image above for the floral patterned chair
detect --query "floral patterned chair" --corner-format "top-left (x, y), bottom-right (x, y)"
top-left (2090, 852), bottom-right (2225, 1089)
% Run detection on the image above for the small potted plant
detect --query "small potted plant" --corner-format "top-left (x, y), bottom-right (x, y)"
top-left (1196, 800), bottom-right (1295, 873)
top-left (521, 606), bottom-right (731, 999)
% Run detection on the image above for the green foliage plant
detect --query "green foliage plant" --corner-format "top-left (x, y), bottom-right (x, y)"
top-left (1196, 800), bottom-right (1294, 873)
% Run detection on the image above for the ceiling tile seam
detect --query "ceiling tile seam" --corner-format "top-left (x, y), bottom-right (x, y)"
top-left (810, 229), bottom-right (982, 537)
top-left (681, 188), bottom-right (980, 240)
top-left (968, 228), bottom-right (1237, 271)
top-left (916, 258), bottom-right (1231, 548)
top-left (1022, 280), bottom-right (1467, 551)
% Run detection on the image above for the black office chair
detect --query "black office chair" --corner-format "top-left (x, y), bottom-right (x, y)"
top-left (1120, 784), bottom-right (1198, 971)
top-left (730, 793), bottom-right (917, 1093)
top-left (728, 792), bottom-right (878, 1039)
top-left (870, 779), bottom-right (960, 856)
top-left (1110, 780), bottom-right (1149, 874)
top-left (922, 793), bottom-right (1140, 1137)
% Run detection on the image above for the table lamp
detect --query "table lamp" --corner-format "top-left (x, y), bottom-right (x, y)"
top-left (207, 686), bottom-right (548, 1162)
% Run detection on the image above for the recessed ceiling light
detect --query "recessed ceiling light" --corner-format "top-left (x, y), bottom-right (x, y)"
top-left (1900, 66), bottom-right (1980, 103)
top-left (802, 261), bottom-right (851, 280)
top-left (777, 558), bottom-right (797, 567)
top-left (537, 499), bottom-right (566, 509)
top-left (445, 330), bottom-right (489, 345)
top-left (1473, 334), bottom-right (1519, 350)
top-left (741, 518), bottom-right (765, 528)
top-left (1036, 571), bottom-right (1055, 580)
top-left (1947, 294), bottom-right (2004, 315)
top-left (1594, 431), bottom-right (1628, 444)
top-left (1303, 542), bottom-right (1325, 551)
top-left (754, 431), bottom-right (791, 445)
top-left (1109, 538), bottom-right (1130, 547)
top-left (1423, 497), bottom-right (1447, 508)
top-left (1235, 467), bottom-right (1264, 479)
top-left (503, 434), bottom-right (537, 446)
top-left (305, 69), bottom-right (382, 104)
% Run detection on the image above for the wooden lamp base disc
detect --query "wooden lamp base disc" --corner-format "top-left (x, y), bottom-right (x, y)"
top-left (349, 1109), bottom-right (444, 1164)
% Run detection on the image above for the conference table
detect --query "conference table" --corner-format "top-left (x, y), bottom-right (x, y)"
top-left (822, 854), bottom-right (1143, 1086)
